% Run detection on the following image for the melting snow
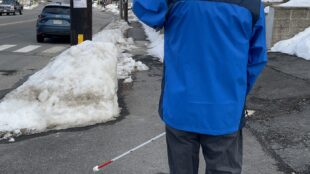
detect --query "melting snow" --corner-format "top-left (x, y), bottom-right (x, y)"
top-left (271, 27), bottom-right (310, 60)
top-left (0, 7), bottom-right (149, 140)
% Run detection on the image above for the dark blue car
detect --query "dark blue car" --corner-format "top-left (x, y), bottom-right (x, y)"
top-left (36, 3), bottom-right (70, 43)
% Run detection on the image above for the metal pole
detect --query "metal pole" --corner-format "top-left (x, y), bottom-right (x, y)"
top-left (70, 0), bottom-right (92, 45)
top-left (119, 0), bottom-right (123, 19)
top-left (124, 0), bottom-right (128, 22)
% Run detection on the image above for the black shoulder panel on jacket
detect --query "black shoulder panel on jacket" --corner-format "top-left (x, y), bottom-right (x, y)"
top-left (204, 0), bottom-right (261, 26)
top-left (239, 0), bottom-right (261, 26)
top-left (167, 0), bottom-right (261, 27)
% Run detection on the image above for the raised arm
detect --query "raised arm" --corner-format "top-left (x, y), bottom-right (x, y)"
top-left (132, 0), bottom-right (168, 30)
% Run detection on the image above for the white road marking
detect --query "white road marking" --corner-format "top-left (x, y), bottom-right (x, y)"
top-left (14, 45), bottom-right (41, 53)
top-left (0, 19), bottom-right (37, 27)
top-left (0, 45), bottom-right (16, 51)
top-left (42, 46), bottom-right (67, 54)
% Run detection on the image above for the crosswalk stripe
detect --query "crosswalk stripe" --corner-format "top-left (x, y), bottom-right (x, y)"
top-left (42, 46), bottom-right (67, 54)
top-left (13, 45), bottom-right (41, 53)
top-left (0, 45), bottom-right (16, 51)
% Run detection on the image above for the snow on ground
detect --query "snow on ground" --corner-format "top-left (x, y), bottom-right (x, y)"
top-left (100, 19), bottom-right (149, 81)
top-left (93, 3), bottom-right (119, 13)
top-left (280, 0), bottom-right (310, 7)
top-left (0, 41), bottom-right (120, 140)
top-left (105, 3), bottom-right (119, 14)
top-left (0, 8), bottom-right (149, 140)
top-left (92, 3), bottom-right (102, 9)
top-left (128, 7), bottom-right (164, 62)
top-left (264, 6), bottom-right (270, 13)
top-left (23, 3), bottom-right (39, 10)
top-left (93, 3), bottom-right (119, 14)
top-left (271, 27), bottom-right (310, 60)
top-left (142, 24), bottom-right (164, 62)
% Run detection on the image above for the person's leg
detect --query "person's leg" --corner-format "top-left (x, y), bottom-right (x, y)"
top-left (165, 125), bottom-right (200, 174)
top-left (201, 130), bottom-right (243, 174)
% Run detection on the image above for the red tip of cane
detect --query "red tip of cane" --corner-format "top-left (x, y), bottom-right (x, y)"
top-left (98, 160), bottom-right (113, 169)
top-left (93, 166), bottom-right (100, 172)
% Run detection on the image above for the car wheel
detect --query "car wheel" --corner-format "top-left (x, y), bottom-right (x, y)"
top-left (6, 12), bottom-right (9, 15)
top-left (0, 13), bottom-right (2, 16)
top-left (36, 34), bottom-right (44, 43)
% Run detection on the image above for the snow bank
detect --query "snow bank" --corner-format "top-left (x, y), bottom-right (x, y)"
top-left (23, 3), bottom-right (39, 10)
top-left (0, 41), bottom-right (120, 138)
top-left (105, 4), bottom-right (119, 14)
top-left (0, 17), bottom-right (149, 140)
top-left (264, 6), bottom-right (270, 13)
top-left (280, 0), bottom-right (310, 7)
top-left (128, 7), bottom-right (165, 62)
top-left (93, 3), bottom-right (119, 13)
top-left (271, 27), bottom-right (310, 60)
top-left (92, 3), bottom-right (101, 9)
top-left (99, 20), bottom-right (149, 81)
top-left (141, 24), bottom-right (164, 62)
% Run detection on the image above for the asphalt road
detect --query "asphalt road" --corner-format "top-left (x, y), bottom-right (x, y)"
top-left (0, 3), bottom-right (115, 99)
top-left (247, 53), bottom-right (310, 174)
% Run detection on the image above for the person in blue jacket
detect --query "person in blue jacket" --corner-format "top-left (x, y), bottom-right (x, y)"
top-left (133, 0), bottom-right (267, 173)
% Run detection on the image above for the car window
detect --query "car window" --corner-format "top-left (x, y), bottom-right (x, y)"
top-left (43, 6), bottom-right (70, 15)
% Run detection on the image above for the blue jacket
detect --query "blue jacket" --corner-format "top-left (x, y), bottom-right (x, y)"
top-left (133, 0), bottom-right (267, 135)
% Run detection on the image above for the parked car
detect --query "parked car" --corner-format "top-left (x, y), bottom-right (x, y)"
top-left (0, 0), bottom-right (23, 16)
top-left (36, 3), bottom-right (70, 43)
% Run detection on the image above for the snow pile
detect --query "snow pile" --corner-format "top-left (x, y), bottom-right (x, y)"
top-left (0, 19), bottom-right (149, 140)
top-left (271, 27), bottom-right (310, 60)
top-left (280, 0), bottom-right (310, 7)
top-left (99, 20), bottom-right (149, 81)
top-left (141, 24), bottom-right (164, 62)
top-left (23, 3), bottom-right (39, 10)
top-left (264, 6), bottom-right (270, 13)
top-left (105, 3), bottom-right (119, 14)
top-left (93, 3), bottom-right (118, 13)
top-left (92, 3), bottom-right (101, 9)
top-left (97, 4), bottom-right (149, 80)
top-left (117, 52), bottom-right (149, 80)
top-left (0, 41), bottom-right (119, 139)
top-left (130, 7), bottom-right (164, 62)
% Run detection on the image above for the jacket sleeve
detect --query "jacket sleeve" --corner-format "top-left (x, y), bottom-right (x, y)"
top-left (132, 0), bottom-right (168, 29)
top-left (247, 4), bottom-right (268, 95)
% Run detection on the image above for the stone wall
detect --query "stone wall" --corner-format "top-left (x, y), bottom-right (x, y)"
top-left (271, 6), bottom-right (310, 46)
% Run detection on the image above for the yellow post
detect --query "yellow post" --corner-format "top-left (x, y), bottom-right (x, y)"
top-left (78, 34), bottom-right (84, 44)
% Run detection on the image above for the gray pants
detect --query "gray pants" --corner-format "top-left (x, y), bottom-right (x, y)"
top-left (166, 125), bottom-right (243, 174)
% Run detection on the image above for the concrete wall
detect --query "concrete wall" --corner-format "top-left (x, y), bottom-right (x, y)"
top-left (271, 6), bottom-right (310, 46)
top-left (266, 7), bottom-right (275, 49)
